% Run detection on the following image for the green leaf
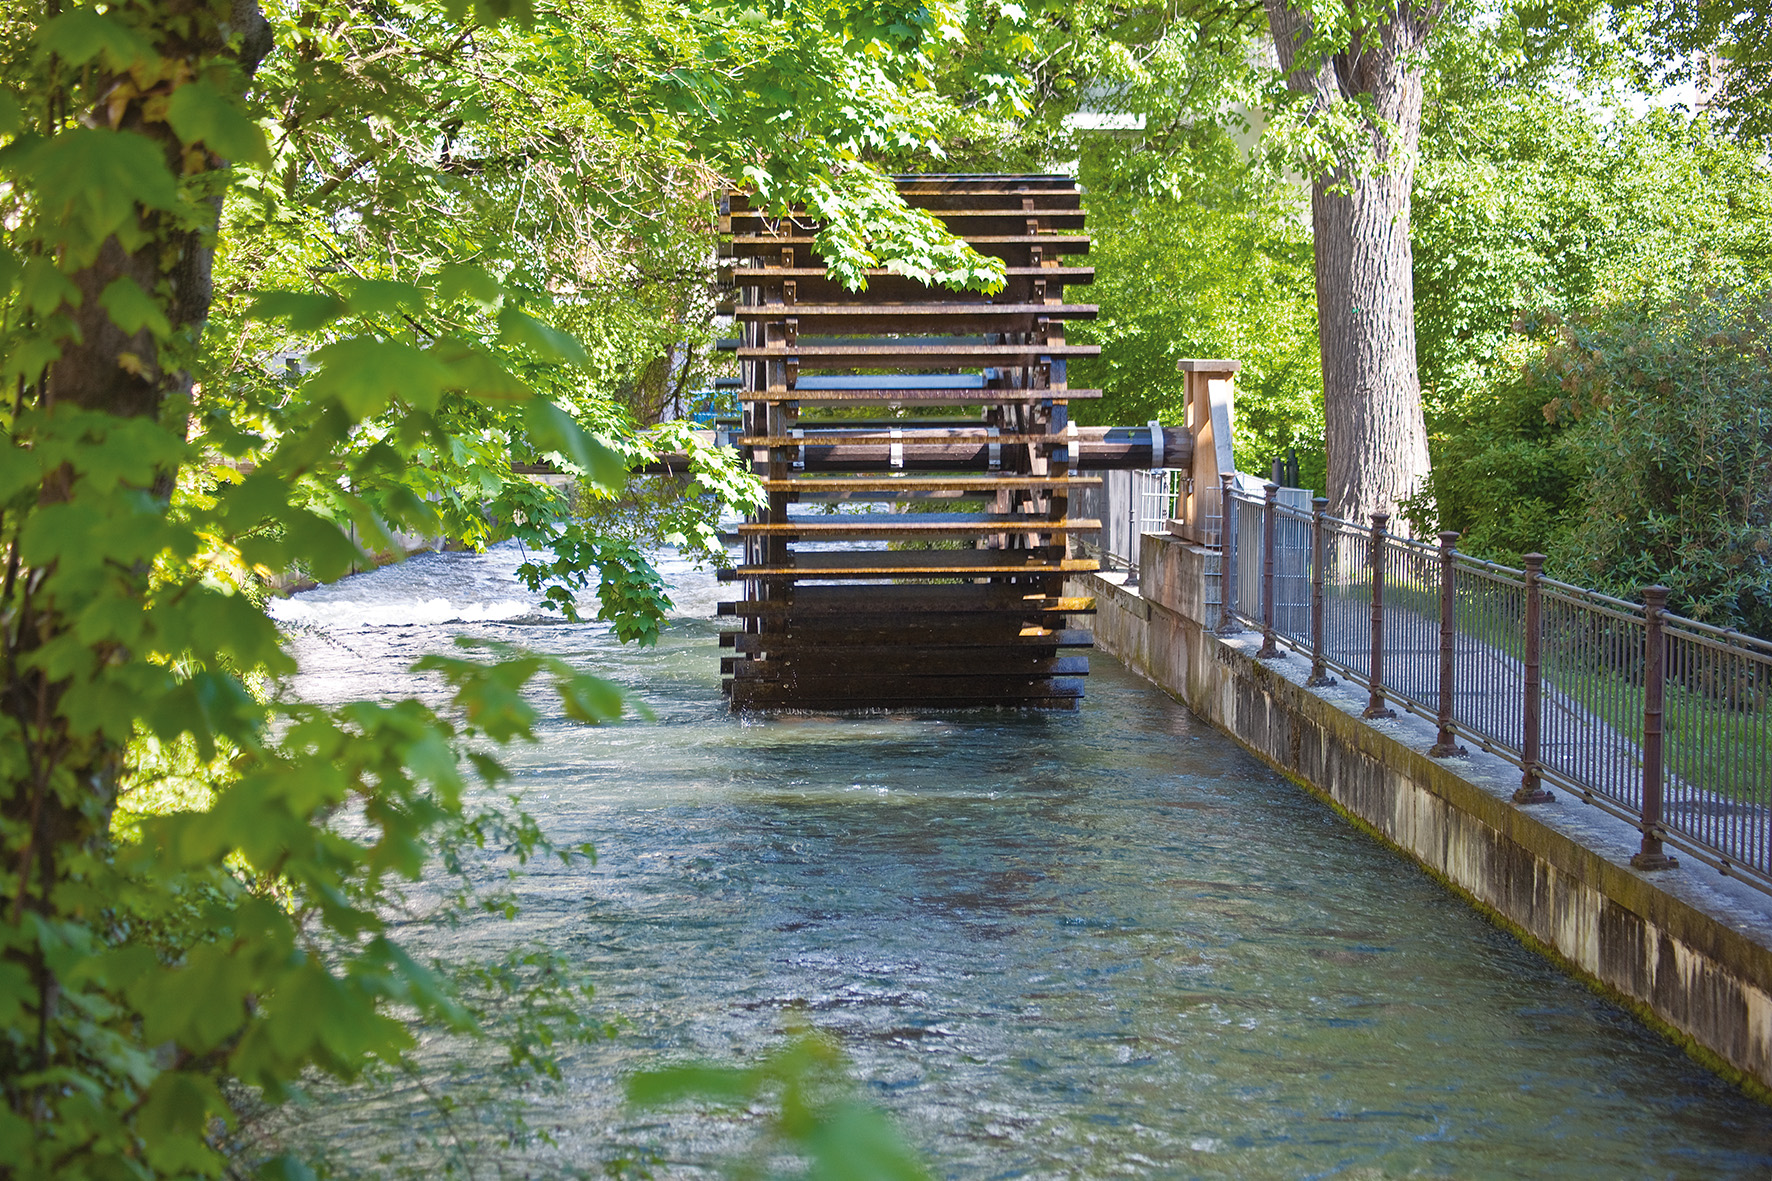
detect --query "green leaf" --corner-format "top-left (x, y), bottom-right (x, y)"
top-left (23, 128), bottom-right (179, 257)
top-left (98, 277), bottom-right (172, 338)
top-left (627, 1063), bottom-right (758, 1107)
top-left (307, 337), bottom-right (453, 417)
top-left (805, 1101), bottom-right (930, 1181)
top-left (344, 278), bottom-right (426, 319)
top-left (434, 263), bottom-right (502, 308)
top-left (18, 257), bottom-right (78, 316)
top-left (0, 91), bottom-right (22, 138)
top-left (522, 400), bottom-right (625, 490)
top-left (440, 0), bottom-right (537, 26)
top-left (257, 1154), bottom-right (319, 1181)
top-left (282, 510), bottom-right (362, 583)
top-left (247, 290), bottom-right (349, 333)
top-left (498, 304), bottom-right (589, 366)
top-left (554, 670), bottom-right (624, 723)
top-left (167, 79), bottom-right (270, 165)
top-left (35, 10), bottom-right (155, 71)
top-left (429, 337), bottom-right (534, 401)
top-left (382, 486), bottom-right (444, 534)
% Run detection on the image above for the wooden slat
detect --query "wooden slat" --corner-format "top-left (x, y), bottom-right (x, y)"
top-left (717, 593), bottom-right (1095, 617)
top-left (760, 476), bottom-right (1101, 492)
top-left (734, 514), bottom-right (1102, 538)
top-left (724, 652), bottom-right (1088, 677)
top-left (727, 233), bottom-right (1090, 248)
top-left (728, 687), bottom-right (1082, 711)
top-left (741, 388), bottom-right (1102, 405)
top-left (726, 210), bottom-right (1088, 232)
top-left (729, 343), bottom-right (1100, 369)
top-left (727, 678), bottom-right (1086, 706)
top-left (720, 628), bottom-right (1095, 651)
top-left (728, 304), bottom-right (1096, 335)
top-left (720, 265), bottom-right (1093, 279)
top-left (737, 431), bottom-right (1059, 446)
top-left (729, 303), bottom-right (1096, 317)
top-left (721, 556), bottom-right (1097, 580)
top-left (724, 237), bottom-right (1092, 265)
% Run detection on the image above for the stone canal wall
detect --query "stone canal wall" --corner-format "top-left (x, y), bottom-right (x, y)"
top-left (1071, 533), bottom-right (1772, 1095)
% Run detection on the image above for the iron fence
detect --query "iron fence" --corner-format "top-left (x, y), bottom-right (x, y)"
top-left (1077, 469), bottom-right (1179, 580)
top-left (1175, 482), bottom-right (1772, 898)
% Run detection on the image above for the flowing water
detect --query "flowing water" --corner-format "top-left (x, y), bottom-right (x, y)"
top-left (276, 544), bottom-right (1772, 1178)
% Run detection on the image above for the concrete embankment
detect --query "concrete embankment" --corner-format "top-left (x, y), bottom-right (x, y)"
top-left (1071, 533), bottom-right (1772, 1096)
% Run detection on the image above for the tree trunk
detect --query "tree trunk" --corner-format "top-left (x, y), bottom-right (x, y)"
top-left (1265, 1), bottom-right (1438, 525)
top-left (10, 0), bottom-right (272, 913)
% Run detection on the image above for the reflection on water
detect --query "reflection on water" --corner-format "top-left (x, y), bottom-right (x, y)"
top-left (281, 544), bottom-right (1772, 1177)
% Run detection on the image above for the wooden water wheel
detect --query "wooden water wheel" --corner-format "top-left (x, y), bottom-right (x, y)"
top-left (716, 174), bottom-right (1183, 710)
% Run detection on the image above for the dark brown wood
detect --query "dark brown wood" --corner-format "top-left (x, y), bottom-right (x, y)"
top-left (761, 476), bottom-right (1101, 493)
top-left (734, 513), bottom-right (1102, 538)
top-left (729, 304), bottom-right (1098, 336)
top-left (725, 210), bottom-right (1089, 234)
top-left (738, 388), bottom-right (1104, 405)
top-left (722, 628), bottom-right (1095, 652)
top-left (729, 676), bottom-right (1086, 703)
top-left (731, 343), bottom-right (1101, 370)
top-left (725, 652), bottom-right (1090, 678)
top-left (718, 174), bottom-right (1152, 710)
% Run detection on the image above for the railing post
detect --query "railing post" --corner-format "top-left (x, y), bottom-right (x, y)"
top-left (1307, 496), bottom-right (1335, 687)
top-left (1258, 482), bottom-right (1281, 658)
top-left (1429, 531), bottom-right (1466, 757)
top-left (1126, 471), bottom-right (1140, 587)
top-left (1632, 586), bottom-right (1680, 870)
top-left (1515, 554), bottom-right (1553, 803)
top-left (1216, 473), bottom-right (1240, 635)
top-left (1363, 512), bottom-right (1396, 719)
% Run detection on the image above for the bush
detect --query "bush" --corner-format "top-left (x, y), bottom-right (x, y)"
top-left (1542, 288), bottom-right (1772, 634)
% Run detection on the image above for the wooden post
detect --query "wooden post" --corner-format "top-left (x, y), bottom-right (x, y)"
top-left (1173, 359), bottom-right (1240, 543)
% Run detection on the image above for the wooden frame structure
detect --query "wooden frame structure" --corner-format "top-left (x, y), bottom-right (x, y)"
top-left (715, 175), bottom-right (1182, 711)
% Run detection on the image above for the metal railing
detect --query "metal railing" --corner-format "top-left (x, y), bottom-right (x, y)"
top-left (1163, 480), bottom-right (1772, 897)
top-left (1076, 469), bottom-right (1179, 581)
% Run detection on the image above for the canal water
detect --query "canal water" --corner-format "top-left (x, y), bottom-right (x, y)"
top-left (275, 544), bottom-right (1772, 1178)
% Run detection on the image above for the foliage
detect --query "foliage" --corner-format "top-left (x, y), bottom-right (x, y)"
top-left (1069, 150), bottom-right (1323, 486)
top-left (1538, 287), bottom-right (1772, 634)
top-left (0, 0), bottom-right (1049, 1176)
top-left (627, 1033), bottom-right (929, 1181)
top-left (1410, 66), bottom-right (1772, 571)
top-left (927, 1), bottom-right (1325, 487)
top-left (1618, 1), bottom-right (1772, 148)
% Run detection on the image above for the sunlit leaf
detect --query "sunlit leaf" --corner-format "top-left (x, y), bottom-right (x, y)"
top-left (22, 129), bottom-right (179, 257)
top-left (344, 278), bottom-right (426, 319)
top-left (522, 399), bottom-right (625, 489)
top-left (497, 304), bottom-right (589, 366)
top-left (246, 290), bottom-right (349, 333)
top-left (167, 79), bottom-right (271, 166)
top-left (98, 277), bottom-right (171, 338)
top-left (433, 263), bottom-right (502, 308)
top-left (35, 10), bottom-right (155, 71)
top-left (307, 337), bottom-right (453, 417)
